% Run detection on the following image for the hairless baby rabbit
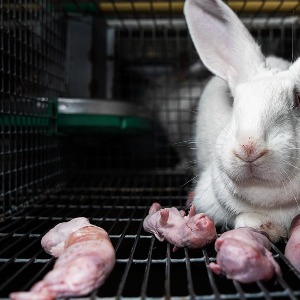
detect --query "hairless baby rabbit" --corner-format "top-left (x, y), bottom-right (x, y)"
top-left (10, 218), bottom-right (115, 300)
top-left (143, 203), bottom-right (217, 251)
top-left (285, 215), bottom-right (300, 272)
top-left (210, 227), bottom-right (281, 283)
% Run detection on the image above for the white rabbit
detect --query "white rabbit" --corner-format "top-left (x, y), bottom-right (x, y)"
top-left (184, 0), bottom-right (300, 241)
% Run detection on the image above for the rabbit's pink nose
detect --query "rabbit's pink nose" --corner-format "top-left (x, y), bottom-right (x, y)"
top-left (233, 139), bottom-right (269, 162)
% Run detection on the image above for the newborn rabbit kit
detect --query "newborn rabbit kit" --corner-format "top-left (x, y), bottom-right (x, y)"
top-left (1, 0), bottom-right (300, 299)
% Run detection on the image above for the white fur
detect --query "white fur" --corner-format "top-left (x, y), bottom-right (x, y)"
top-left (184, 0), bottom-right (300, 241)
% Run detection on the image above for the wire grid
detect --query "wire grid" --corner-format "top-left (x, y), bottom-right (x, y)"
top-left (101, 27), bottom-right (202, 170)
top-left (62, 20), bottom-right (300, 174)
top-left (50, 0), bottom-right (300, 174)
top-left (59, 25), bottom-right (204, 172)
top-left (51, 0), bottom-right (300, 19)
top-left (0, 173), bottom-right (300, 300)
top-left (0, 0), bottom-right (66, 216)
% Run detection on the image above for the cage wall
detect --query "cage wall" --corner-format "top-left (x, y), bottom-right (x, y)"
top-left (2, 0), bottom-right (300, 215)
top-left (0, 1), bottom-right (66, 216)
top-left (59, 0), bottom-right (300, 174)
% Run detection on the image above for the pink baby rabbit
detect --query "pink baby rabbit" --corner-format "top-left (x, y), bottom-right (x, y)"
top-left (184, 0), bottom-right (300, 241)
top-left (285, 214), bottom-right (300, 271)
top-left (210, 227), bottom-right (281, 283)
top-left (143, 203), bottom-right (217, 251)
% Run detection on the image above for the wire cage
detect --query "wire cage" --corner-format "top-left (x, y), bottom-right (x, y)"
top-left (1, 0), bottom-right (300, 299)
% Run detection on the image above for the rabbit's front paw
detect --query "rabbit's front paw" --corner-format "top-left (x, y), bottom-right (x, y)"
top-left (235, 213), bottom-right (286, 242)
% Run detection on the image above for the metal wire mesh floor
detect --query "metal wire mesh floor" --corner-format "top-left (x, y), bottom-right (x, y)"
top-left (1, 172), bottom-right (300, 300)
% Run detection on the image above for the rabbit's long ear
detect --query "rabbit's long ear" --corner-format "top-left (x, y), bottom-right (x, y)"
top-left (184, 0), bottom-right (265, 89)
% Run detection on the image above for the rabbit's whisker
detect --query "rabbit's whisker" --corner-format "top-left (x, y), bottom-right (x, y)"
top-left (283, 160), bottom-right (300, 171)
top-left (180, 174), bottom-right (200, 188)
top-left (173, 140), bottom-right (198, 145)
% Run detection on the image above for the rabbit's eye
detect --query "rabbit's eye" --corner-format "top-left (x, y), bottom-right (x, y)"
top-left (294, 91), bottom-right (300, 109)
